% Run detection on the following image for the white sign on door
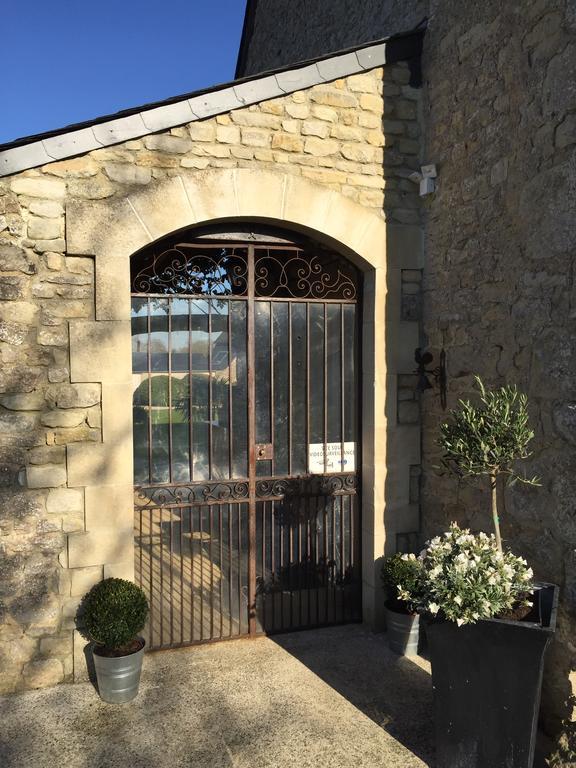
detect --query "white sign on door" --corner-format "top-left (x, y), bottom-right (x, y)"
top-left (308, 442), bottom-right (355, 474)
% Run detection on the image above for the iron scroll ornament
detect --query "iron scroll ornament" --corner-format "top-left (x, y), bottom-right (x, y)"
top-left (131, 247), bottom-right (248, 296)
top-left (134, 481), bottom-right (250, 507)
top-left (255, 473), bottom-right (358, 499)
top-left (254, 250), bottom-right (357, 300)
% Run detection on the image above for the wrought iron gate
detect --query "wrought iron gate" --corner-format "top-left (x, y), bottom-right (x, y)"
top-left (132, 230), bottom-right (361, 649)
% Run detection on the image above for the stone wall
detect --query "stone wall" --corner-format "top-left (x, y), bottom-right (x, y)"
top-left (237, 0), bottom-right (427, 76)
top-left (0, 65), bottom-right (423, 693)
top-left (421, 0), bottom-right (576, 733)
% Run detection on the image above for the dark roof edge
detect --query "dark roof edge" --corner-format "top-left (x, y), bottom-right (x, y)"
top-left (0, 27), bottom-right (425, 155)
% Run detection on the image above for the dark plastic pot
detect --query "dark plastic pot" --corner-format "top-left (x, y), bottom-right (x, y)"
top-left (384, 600), bottom-right (420, 656)
top-left (426, 583), bottom-right (558, 768)
top-left (93, 639), bottom-right (145, 704)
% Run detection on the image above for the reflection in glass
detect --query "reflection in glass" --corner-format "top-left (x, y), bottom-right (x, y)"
top-left (343, 304), bottom-right (356, 443)
top-left (230, 303), bottom-right (248, 478)
top-left (273, 303), bottom-right (289, 475)
top-left (309, 304), bottom-right (325, 448)
top-left (210, 302), bottom-right (230, 480)
top-left (291, 303), bottom-right (307, 474)
top-left (254, 302), bottom-right (271, 445)
top-left (326, 304), bottom-right (342, 445)
top-left (132, 296), bottom-right (250, 485)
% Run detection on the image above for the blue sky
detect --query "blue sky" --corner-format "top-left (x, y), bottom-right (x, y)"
top-left (1, 1), bottom-right (247, 144)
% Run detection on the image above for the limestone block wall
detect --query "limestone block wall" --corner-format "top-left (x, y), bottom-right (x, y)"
top-left (0, 65), bottom-right (424, 692)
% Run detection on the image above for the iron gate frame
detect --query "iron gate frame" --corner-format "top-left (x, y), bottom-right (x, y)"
top-left (132, 231), bottom-right (363, 649)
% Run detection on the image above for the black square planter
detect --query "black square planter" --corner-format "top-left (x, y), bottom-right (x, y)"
top-left (426, 583), bottom-right (558, 768)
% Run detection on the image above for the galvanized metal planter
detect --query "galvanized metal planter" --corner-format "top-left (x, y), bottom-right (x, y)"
top-left (426, 583), bottom-right (558, 768)
top-left (384, 601), bottom-right (420, 656)
top-left (93, 640), bottom-right (145, 704)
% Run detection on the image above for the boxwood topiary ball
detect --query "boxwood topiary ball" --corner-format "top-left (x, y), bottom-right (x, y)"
top-left (83, 578), bottom-right (149, 651)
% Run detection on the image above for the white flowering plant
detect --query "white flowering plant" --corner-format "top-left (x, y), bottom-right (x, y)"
top-left (397, 523), bottom-right (534, 626)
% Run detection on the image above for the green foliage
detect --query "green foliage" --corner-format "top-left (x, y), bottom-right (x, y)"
top-left (439, 376), bottom-right (539, 486)
top-left (82, 578), bottom-right (149, 651)
top-left (397, 523), bottom-right (534, 626)
top-left (381, 553), bottom-right (424, 612)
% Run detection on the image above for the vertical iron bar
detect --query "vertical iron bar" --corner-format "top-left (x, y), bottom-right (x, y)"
top-left (350, 494), bottom-right (355, 574)
top-left (159, 507), bottom-right (164, 646)
top-left (168, 299), bottom-right (173, 483)
top-left (306, 492), bottom-right (311, 628)
top-left (227, 304), bottom-right (233, 479)
top-left (208, 300), bottom-right (213, 479)
top-left (169, 509), bottom-right (174, 645)
top-left (199, 505), bottom-right (204, 640)
top-left (315, 494), bottom-right (320, 627)
top-left (219, 505), bottom-right (224, 639)
top-left (209, 505), bottom-right (214, 639)
top-left (279, 505), bottom-right (284, 630)
top-left (147, 298), bottom-right (153, 483)
top-left (340, 495), bottom-right (345, 623)
top-left (288, 301), bottom-right (292, 476)
top-left (298, 506), bottom-right (302, 628)
top-left (188, 299), bottom-right (194, 482)
top-left (340, 303), bottom-right (345, 474)
top-left (262, 502), bottom-right (266, 631)
top-left (323, 303), bottom-right (328, 473)
top-left (237, 503), bottom-right (243, 635)
top-left (149, 508), bottom-right (154, 647)
top-left (289, 508), bottom-right (294, 629)
top-left (228, 503), bottom-right (233, 636)
top-left (306, 303), bottom-right (310, 473)
top-left (179, 507), bottom-right (184, 645)
top-left (247, 246), bottom-right (257, 636)
top-left (332, 495), bottom-right (336, 624)
top-left (270, 303), bottom-right (275, 476)
top-left (189, 506), bottom-right (195, 643)
top-left (323, 495), bottom-right (328, 625)
top-left (271, 501), bottom-right (276, 630)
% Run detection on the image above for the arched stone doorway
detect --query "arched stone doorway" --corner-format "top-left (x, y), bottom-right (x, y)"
top-left (66, 170), bottom-right (389, 665)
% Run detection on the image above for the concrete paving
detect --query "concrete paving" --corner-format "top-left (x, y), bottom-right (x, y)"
top-left (0, 625), bottom-right (435, 768)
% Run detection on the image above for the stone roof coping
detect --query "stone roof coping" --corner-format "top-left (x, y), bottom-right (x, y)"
top-left (0, 29), bottom-right (424, 178)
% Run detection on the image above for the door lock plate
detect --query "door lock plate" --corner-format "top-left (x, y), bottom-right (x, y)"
top-left (255, 443), bottom-right (273, 460)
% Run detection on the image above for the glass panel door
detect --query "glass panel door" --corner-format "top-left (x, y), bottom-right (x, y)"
top-left (132, 235), bottom-right (361, 649)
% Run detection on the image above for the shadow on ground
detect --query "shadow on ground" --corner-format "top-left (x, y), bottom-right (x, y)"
top-left (273, 623), bottom-right (435, 764)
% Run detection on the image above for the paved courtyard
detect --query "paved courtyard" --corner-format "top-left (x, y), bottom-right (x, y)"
top-left (0, 625), bottom-right (435, 768)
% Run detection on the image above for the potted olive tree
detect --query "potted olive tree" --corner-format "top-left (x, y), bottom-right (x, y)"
top-left (82, 577), bottom-right (149, 704)
top-left (381, 553), bottom-right (423, 656)
top-left (398, 378), bottom-right (558, 768)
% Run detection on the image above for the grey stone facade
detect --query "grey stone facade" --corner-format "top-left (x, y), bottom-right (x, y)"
top-left (237, 0), bottom-right (427, 76)
top-left (239, 0), bottom-right (576, 735)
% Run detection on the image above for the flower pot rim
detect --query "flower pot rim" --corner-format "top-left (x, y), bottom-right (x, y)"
top-left (93, 637), bottom-right (146, 658)
top-left (384, 598), bottom-right (418, 616)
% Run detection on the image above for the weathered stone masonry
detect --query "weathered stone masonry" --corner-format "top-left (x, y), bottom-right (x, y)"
top-left (0, 63), bottom-right (424, 692)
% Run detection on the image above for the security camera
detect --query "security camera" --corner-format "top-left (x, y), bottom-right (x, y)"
top-left (407, 164), bottom-right (437, 196)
